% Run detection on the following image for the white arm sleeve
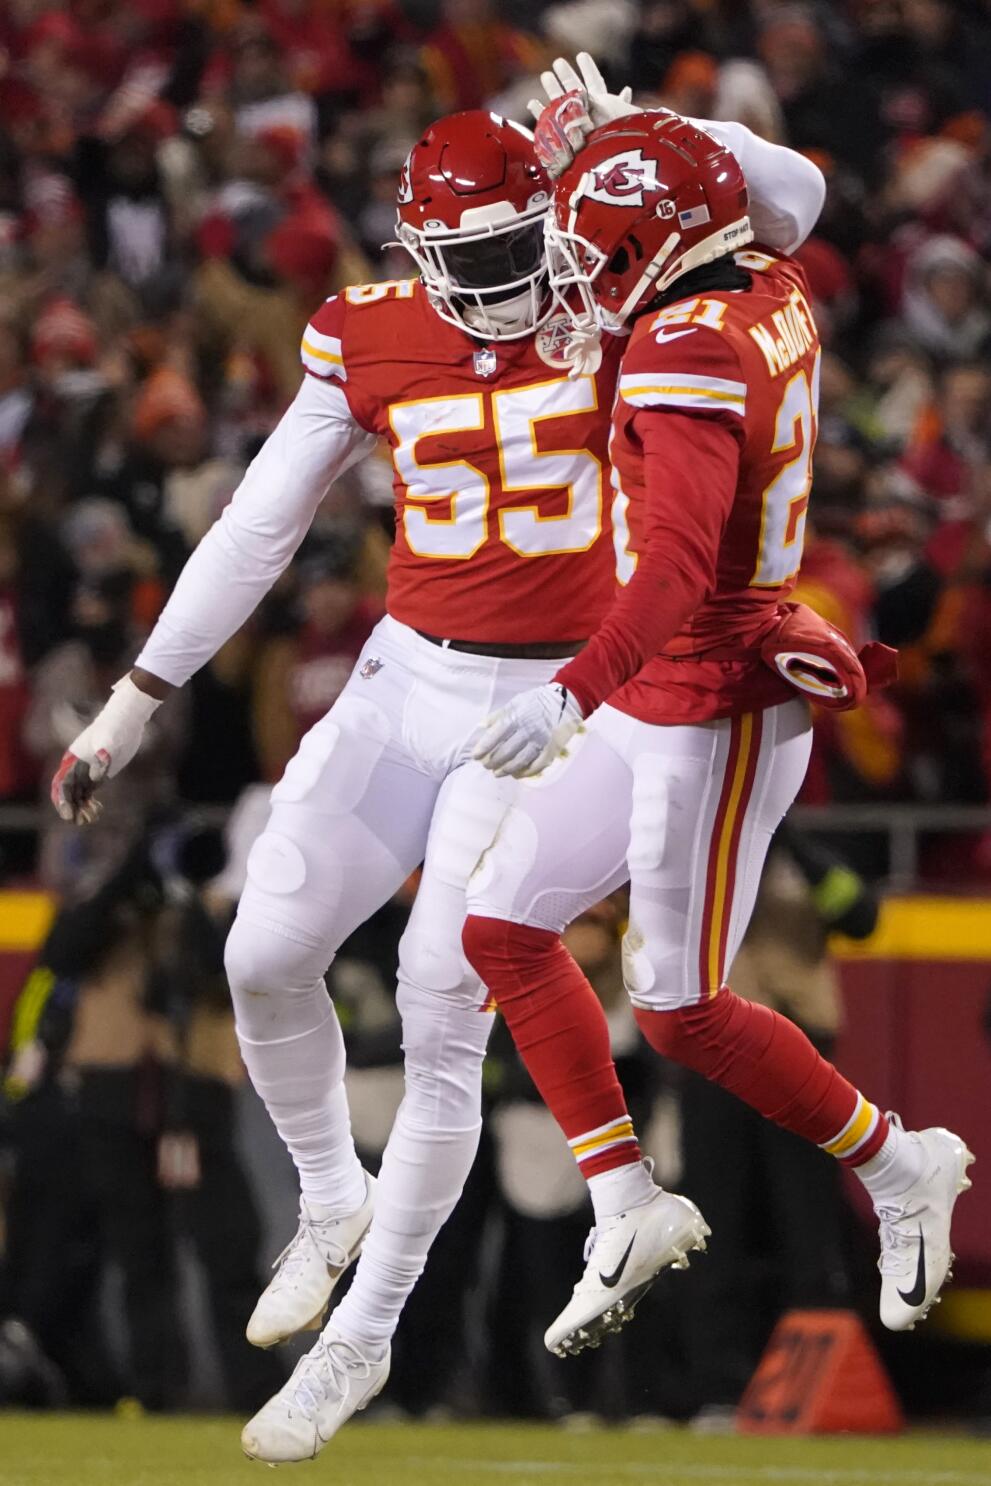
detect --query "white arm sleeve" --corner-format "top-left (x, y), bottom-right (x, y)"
top-left (690, 117), bottom-right (826, 254)
top-left (135, 375), bottom-right (376, 687)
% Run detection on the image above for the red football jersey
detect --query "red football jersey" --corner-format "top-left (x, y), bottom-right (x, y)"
top-left (559, 250), bottom-right (821, 724)
top-left (301, 280), bottom-right (622, 644)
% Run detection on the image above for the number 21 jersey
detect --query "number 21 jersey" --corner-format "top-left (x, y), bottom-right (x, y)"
top-left (608, 250), bottom-right (821, 723)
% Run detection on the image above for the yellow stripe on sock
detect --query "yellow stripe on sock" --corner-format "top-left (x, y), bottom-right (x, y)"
top-left (823, 1096), bottom-right (874, 1157)
top-left (571, 1122), bottom-right (636, 1158)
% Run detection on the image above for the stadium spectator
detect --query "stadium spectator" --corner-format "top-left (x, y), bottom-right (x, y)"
top-left (2, 823), bottom-right (285, 1411)
top-left (24, 567), bottom-right (188, 892)
top-left (251, 527), bottom-right (382, 782)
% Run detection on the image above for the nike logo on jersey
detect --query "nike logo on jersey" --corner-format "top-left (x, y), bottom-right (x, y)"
top-left (653, 326), bottom-right (698, 345)
top-left (897, 1228), bottom-right (927, 1307)
top-left (599, 1234), bottom-right (637, 1289)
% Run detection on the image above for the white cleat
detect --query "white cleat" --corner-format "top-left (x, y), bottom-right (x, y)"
top-left (544, 1189), bottom-right (710, 1357)
top-left (246, 1176), bottom-right (375, 1349)
top-left (241, 1324), bottom-right (389, 1463)
top-left (876, 1124), bottom-right (974, 1332)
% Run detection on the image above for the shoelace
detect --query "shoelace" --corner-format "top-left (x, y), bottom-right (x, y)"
top-left (272, 1213), bottom-right (350, 1279)
top-left (289, 1336), bottom-right (373, 1421)
top-left (572, 1163), bottom-right (657, 1295)
top-left (876, 1200), bottom-right (925, 1276)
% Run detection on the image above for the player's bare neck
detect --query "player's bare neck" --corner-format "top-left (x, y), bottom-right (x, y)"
top-left (642, 256), bottom-right (752, 320)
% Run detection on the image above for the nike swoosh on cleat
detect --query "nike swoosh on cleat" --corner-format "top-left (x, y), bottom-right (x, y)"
top-left (897, 1227), bottom-right (927, 1307)
top-left (599, 1235), bottom-right (636, 1289)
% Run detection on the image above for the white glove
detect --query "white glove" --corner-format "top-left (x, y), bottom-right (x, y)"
top-left (528, 52), bottom-right (639, 178)
top-left (474, 683), bottom-right (584, 779)
top-left (50, 674), bottom-right (162, 824)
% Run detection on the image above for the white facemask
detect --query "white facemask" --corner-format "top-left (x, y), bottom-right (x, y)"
top-left (461, 288), bottom-right (537, 337)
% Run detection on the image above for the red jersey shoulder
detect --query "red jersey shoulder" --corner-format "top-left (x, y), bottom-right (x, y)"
top-left (301, 278), bottom-right (425, 384)
top-left (301, 293), bottom-right (347, 382)
top-left (748, 247), bottom-right (812, 304)
top-left (618, 306), bottom-right (746, 425)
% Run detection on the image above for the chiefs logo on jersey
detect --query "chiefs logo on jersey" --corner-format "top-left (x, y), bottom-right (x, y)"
top-left (535, 313), bottom-right (575, 369)
top-left (586, 149), bottom-right (667, 208)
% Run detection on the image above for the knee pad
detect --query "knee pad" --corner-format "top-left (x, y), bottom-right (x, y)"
top-left (396, 980), bottom-right (492, 1124)
top-left (226, 915), bottom-right (344, 1080)
top-left (398, 921), bottom-right (473, 999)
top-left (224, 914), bottom-right (330, 1004)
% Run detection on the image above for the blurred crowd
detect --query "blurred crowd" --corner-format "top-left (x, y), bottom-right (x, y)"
top-left (1, 1), bottom-right (991, 884)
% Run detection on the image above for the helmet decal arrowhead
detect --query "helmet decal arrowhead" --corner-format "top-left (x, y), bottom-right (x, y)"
top-left (397, 151), bottom-right (414, 205)
top-left (586, 149), bottom-right (663, 207)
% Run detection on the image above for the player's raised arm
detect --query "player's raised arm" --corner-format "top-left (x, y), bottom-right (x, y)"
top-left (690, 119), bottom-right (825, 254)
top-left (51, 335), bottom-right (375, 824)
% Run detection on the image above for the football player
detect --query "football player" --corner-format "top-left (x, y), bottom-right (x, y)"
top-left (464, 99), bottom-right (973, 1358)
top-left (50, 85), bottom-right (826, 1458)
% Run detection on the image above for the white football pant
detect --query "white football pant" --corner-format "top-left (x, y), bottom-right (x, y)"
top-left (468, 698), bottom-right (812, 1007)
top-left (224, 615), bottom-right (564, 1347)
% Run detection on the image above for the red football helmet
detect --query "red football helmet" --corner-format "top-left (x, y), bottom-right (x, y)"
top-left (546, 111), bottom-right (753, 331)
top-left (395, 110), bottom-right (553, 341)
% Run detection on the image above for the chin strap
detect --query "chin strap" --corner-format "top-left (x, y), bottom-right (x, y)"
top-left (562, 320), bottom-right (603, 378)
top-left (462, 289), bottom-right (536, 338)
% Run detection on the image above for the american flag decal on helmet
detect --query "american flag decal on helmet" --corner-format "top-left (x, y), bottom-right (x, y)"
top-left (678, 204), bottom-right (712, 229)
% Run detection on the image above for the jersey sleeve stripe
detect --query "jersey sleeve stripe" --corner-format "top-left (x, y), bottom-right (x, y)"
top-left (302, 337), bottom-right (343, 365)
top-left (300, 330), bottom-right (346, 381)
top-left (620, 372), bottom-right (746, 397)
top-left (620, 384), bottom-right (746, 415)
top-left (303, 324), bottom-right (343, 355)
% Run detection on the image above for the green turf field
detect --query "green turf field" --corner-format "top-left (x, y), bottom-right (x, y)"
top-left (2, 1415), bottom-right (990, 1486)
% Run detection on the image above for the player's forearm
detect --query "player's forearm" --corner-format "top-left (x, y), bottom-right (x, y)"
top-left (555, 412), bottom-right (738, 715)
top-left (693, 119), bottom-right (826, 253)
top-left (131, 667), bottom-right (173, 700)
top-left (555, 553), bottom-right (706, 715)
top-left (135, 378), bottom-right (373, 688)
top-left (133, 504), bottom-right (293, 688)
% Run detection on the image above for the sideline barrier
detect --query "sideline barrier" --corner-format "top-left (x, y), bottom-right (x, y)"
top-left (738, 1310), bottom-right (904, 1435)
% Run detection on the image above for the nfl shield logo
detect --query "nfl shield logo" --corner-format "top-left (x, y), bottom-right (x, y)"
top-left (360, 657), bottom-right (383, 679)
top-left (473, 347), bottom-right (497, 378)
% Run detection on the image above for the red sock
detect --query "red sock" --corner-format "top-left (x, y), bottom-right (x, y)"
top-left (633, 988), bottom-right (888, 1164)
top-left (462, 915), bottom-right (641, 1177)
